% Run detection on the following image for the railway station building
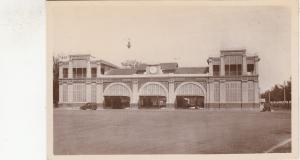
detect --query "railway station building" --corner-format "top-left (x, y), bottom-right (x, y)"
top-left (57, 49), bottom-right (260, 109)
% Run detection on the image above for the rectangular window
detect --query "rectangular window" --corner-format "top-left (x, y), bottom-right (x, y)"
top-left (225, 65), bottom-right (230, 76)
top-left (63, 68), bottom-right (68, 78)
top-left (237, 64), bottom-right (242, 75)
top-left (101, 68), bottom-right (105, 74)
top-left (248, 81), bottom-right (254, 102)
top-left (247, 64), bottom-right (254, 74)
top-left (91, 84), bottom-right (97, 102)
top-left (73, 84), bottom-right (86, 102)
top-left (213, 65), bottom-right (220, 76)
top-left (214, 82), bottom-right (220, 102)
top-left (73, 68), bottom-right (87, 78)
top-left (77, 68), bottom-right (83, 78)
top-left (82, 68), bottom-right (86, 78)
top-left (225, 64), bottom-right (242, 76)
top-left (230, 64), bottom-right (236, 75)
top-left (91, 68), bottom-right (97, 78)
top-left (224, 56), bottom-right (243, 76)
top-left (225, 82), bottom-right (241, 102)
top-left (62, 84), bottom-right (68, 102)
top-left (225, 83), bottom-right (230, 101)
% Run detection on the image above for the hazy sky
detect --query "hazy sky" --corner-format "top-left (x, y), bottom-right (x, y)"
top-left (48, 2), bottom-right (291, 92)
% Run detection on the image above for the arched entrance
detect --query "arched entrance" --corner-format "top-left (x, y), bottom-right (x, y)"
top-left (139, 82), bottom-right (168, 109)
top-left (175, 82), bottom-right (206, 109)
top-left (103, 83), bottom-right (131, 109)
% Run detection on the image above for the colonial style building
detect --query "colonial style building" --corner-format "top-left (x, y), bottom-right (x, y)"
top-left (57, 49), bottom-right (260, 109)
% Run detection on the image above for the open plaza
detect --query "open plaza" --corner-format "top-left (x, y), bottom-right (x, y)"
top-left (53, 109), bottom-right (291, 154)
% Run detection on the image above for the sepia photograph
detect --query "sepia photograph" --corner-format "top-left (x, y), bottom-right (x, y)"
top-left (47, 0), bottom-right (298, 159)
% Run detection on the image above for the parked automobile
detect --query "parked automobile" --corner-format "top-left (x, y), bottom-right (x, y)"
top-left (80, 103), bottom-right (97, 110)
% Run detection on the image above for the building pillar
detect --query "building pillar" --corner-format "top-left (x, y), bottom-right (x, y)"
top-left (97, 62), bottom-right (102, 78)
top-left (254, 80), bottom-right (260, 104)
top-left (254, 59), bottom-right (259, 75)
top-left (130, 80), bottom-right (139, 109)
top-left (59, 63), bottom-right (63, 79)
top-left (167, 80), bottom-right (175, 109)
top-left (242, 80), bottom-right (248, 104)
top-left (86, 83), bottom-right (91, 102)
top-left (242, 55), bottom-right (247, 75)
top-left (204, 80), bottom-right (214, 108)
top-left (59, 83), bottom-right (63, 103)
top-left (219, 80), bottom-right (226, 107)
top-left (87, 61), bottom-right (91, 78)
top-left (96, 80), bottom-right (104, 109)
top-left (220, 56), bottom-right (225, 76)
top-left (68, 61), bottom-right (73, 79)
top-left (208, 80), bottom-right (214, 104)
top-left (208, 59), bottom-right (213, 76)
top-left (67, 82), bottom-right (73, 103)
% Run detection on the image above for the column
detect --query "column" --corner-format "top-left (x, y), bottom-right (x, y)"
top-left (219, 80), bottom-right (226, 107)
top-left (241, 80), bottom-right (248, 105)
top-left (87, 61), bottom-right (91, 78)
top-left (86, 83), bottom-right (91, 102)
top-left (59, 63), bottom-right (63, 79)
top-left (130, 80), bottom-right (139, 109)
top-left (242, 55), bottom-right (247, 75)
top-left (254, 58), bottom-right (259, 75)
top-left (208, 59), bottom-right (213, 76)
top-left (59, 83), bottom-right (63, 103)
top-left (220, 56), bottom-right (225, 76)
top-left (206, 80), bottom-right (214, 108)
top-left (208, 80), bottom-right (214, 105)
top-left (242, 80), bottom-right (248, 103)
top-left (68, 61), bottom-right (73, 78)
top-left (167, 80), bottom-right (175, 109)
top-left (67, 82), bottom-right (73, 103)
top-left (96, 80), bottom-right (104, 109)
top-left (254, 80), bottom-right (260, 104)
top-left (97, 62), bottom-right (102, 78)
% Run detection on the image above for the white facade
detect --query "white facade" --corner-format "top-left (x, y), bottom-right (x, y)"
top-left (57, 50), bottom-right (260, 109)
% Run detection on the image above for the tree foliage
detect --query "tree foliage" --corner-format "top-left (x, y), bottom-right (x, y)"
top-left (261, 80), bottom-right (291, 102)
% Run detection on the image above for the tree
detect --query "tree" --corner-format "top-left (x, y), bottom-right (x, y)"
top-left (272, 85), bottom-right (283, 101)
top-left (53, 56), bottom-right (59, 107)
top-left (121, 60), bottom-right (146, 69)
top-left (260, 80), bottom-right (291, 103)
top-left (286, 81), bottom-right (291, 102)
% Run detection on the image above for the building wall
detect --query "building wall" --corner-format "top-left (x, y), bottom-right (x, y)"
top-left (57, 52), bottom-right (260, 109)
top-left (58, 76), bottom-right (259, 109)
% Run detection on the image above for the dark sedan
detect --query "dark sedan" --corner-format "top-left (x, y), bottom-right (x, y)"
top-left (80, 103), bottom-right (97, 110)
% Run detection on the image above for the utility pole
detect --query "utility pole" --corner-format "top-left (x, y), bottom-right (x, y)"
top-left (268, 91), bottom-right (271, 102)
top-left (283, 81), bottom-right (286, 102)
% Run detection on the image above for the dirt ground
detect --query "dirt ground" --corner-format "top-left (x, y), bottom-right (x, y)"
top-left (53, 109), bottom-right (291, 155)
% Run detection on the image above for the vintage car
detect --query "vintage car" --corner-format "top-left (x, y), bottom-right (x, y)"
top-left (80, 103), bottom-right (97, 110)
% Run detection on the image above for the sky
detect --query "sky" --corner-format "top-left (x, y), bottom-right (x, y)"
top-left (48, 2), bottom-right (291, 92)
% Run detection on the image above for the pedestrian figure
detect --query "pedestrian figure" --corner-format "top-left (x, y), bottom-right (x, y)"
top-left (260, 100), bottom-right (271, 112)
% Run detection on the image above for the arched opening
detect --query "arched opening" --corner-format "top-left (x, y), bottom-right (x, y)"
top-left (175, 82), bottom-right (206, 109)
top-left (103, 83), bottom-right (131, 109)
top-left (139, 82), bottom-right (168, 109)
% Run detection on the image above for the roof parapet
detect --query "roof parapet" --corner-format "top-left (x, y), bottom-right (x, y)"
top-left (220, 49), bottom-right (246, 56)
